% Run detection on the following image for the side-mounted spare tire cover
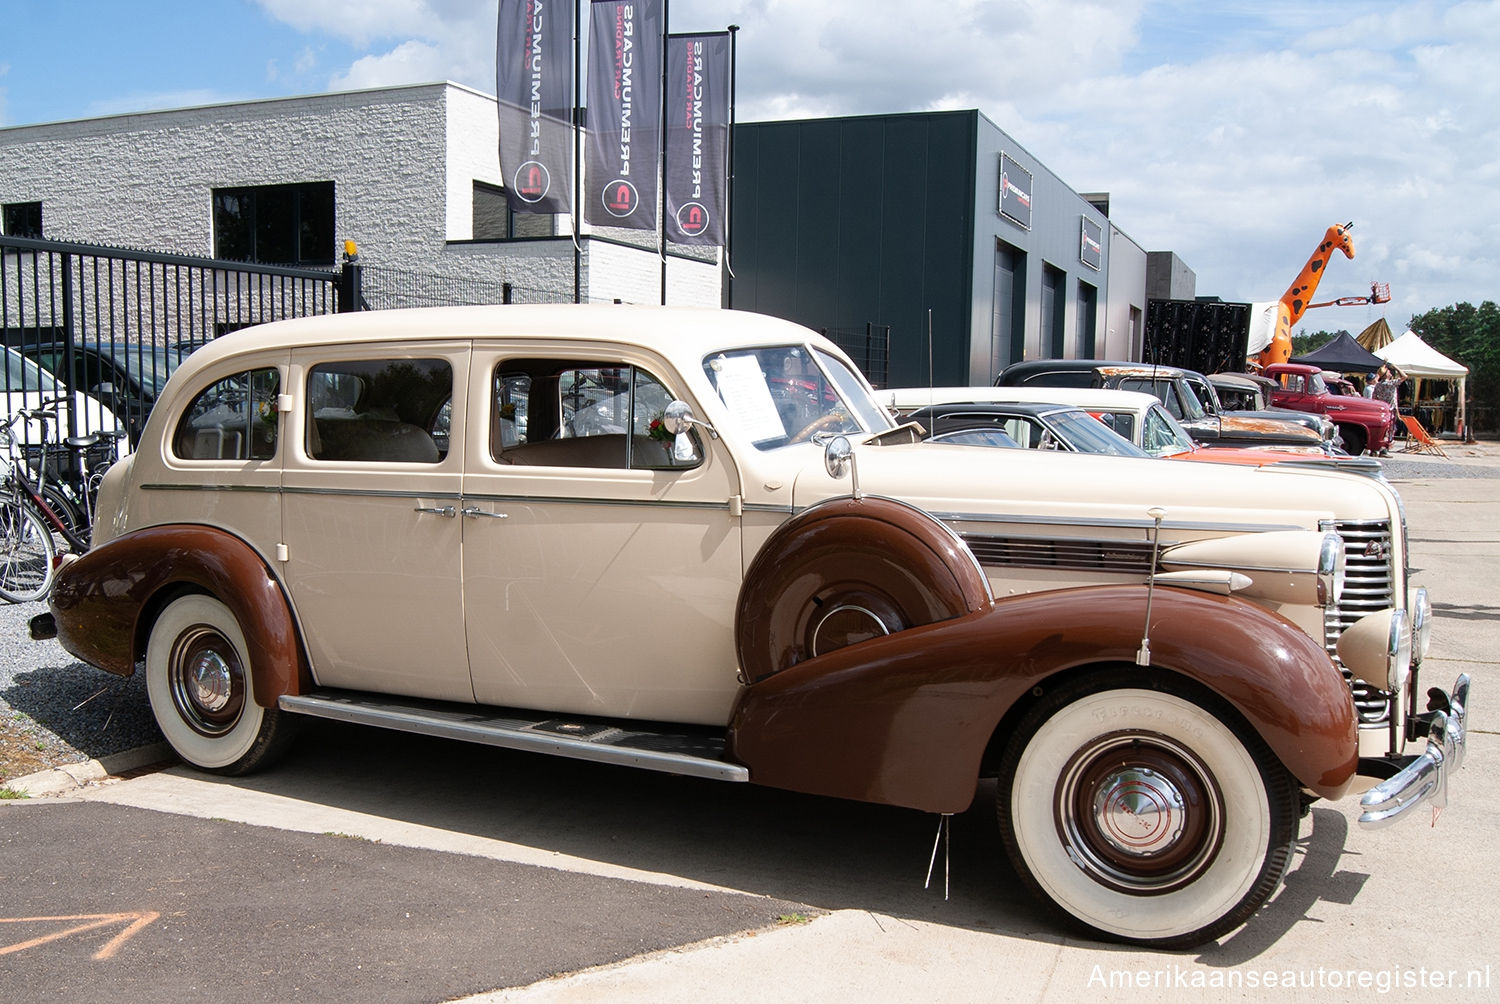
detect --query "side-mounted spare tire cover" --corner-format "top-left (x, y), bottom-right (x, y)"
top-left (735, 496), bottom-right (991, 683)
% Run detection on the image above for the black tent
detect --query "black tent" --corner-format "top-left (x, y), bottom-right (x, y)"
top-left (1290, 331), bottom-right (1385, 373)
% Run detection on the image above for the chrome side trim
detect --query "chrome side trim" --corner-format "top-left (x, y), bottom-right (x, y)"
top-left (462, 492), bottom-right (733, 512)
top-left (1358, 674), bottom-right (1469, 829)
top-left (145, 483), bottom-right (735, 512)
top-left (279, 691), bottom-right (749, 782)
top-left (931, 510), bottom-right (1307, 534)
top-left (143, 483), bottom-right (283, 494)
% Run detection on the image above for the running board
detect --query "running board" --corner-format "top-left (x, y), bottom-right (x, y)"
top-left (278, 689), bottom-right (749, 783)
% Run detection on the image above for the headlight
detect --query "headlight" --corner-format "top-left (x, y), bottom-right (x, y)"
top-left (1412, 587), bottom-right (1432, 665)
top-left (1318, 531), bottom-right (1345, 607)
top-left (1337, 608), bottom-right (1411, 694)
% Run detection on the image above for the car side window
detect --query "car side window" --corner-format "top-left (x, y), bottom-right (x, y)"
top-left (305, 358), bottom-right (450, 463)
top-left (492, 360), bottom-right (697, 470)
top-left (1120, 377), bottom-right (1180, 417)
top-left (172, 368), bottom-right (281, 461)
top-left (1096, 411), bottom-right (1135, 442)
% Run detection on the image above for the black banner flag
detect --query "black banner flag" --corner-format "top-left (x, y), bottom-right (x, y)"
top-left (496, 0), bottom-right (573, 216)
top-left (665, 33), bottom-right (730, 246)
top-left (584, 0), bottom-right (663, 230)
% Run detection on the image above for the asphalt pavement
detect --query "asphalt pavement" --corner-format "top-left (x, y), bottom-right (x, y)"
top-left (4, 439), bottom-right (1498, 1002)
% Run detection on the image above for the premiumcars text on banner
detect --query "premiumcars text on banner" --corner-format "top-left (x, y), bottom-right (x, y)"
top-left (585, 0), bottom-right (663, 230)
top-left (496, 0), bottom-right (574, 216)
top-left (665, 32), bottom-right (730, 246)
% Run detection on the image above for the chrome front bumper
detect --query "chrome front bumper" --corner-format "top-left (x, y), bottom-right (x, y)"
top-left (1359, 674), bottom-right (1470, 829)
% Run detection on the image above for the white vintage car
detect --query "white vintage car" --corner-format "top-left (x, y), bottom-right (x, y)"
top-left (36, 305), bottom-right (1465, 948)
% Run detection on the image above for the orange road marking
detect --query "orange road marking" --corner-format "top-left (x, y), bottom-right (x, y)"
top-left (0, 912), bottom-right (160, 960)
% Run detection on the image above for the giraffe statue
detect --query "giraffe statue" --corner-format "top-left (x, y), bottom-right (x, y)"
top-left (1255, 221), bottom-right (1356, 368)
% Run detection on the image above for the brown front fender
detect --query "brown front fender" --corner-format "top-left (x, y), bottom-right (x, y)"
top-left (48, 525), bottom-right (310, 709)
top-left (727, 583), bottom-right (1357, 813)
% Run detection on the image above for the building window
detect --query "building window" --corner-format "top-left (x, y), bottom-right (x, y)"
top-left (473, 181), bottom-right (513, 240)
top-left (2, 202), bottom-right (43, 238)
top-left (212, 182), bottom-right (334, 266)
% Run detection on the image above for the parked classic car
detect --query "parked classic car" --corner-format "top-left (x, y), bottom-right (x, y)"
top-left (890, 386), bottom-right (1384, 477)
top-left (900, 398), bottom-right (1150, 456)
top-left (35, 305), bottom-right (1464, 948)
top-left (1263, 362), bottom-right (1396, 456)
top-left (18, 340), bottom-right (184, 446)
top-left (1208, 371), bottom-right (1280, 411)
top-left (997, 359), bottom-right (1339, 450)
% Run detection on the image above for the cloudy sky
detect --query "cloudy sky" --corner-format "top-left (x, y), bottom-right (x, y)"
top-left (4, 0), bottom-right (1497, 329)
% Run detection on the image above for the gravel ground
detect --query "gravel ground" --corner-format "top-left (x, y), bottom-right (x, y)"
top-left (2, 437), bottom-right (1493, 786)
top-left (0, 598), bottom-right (161, 784)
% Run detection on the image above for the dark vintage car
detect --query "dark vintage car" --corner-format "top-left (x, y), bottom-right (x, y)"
top-left (18, 340), bottom-right (184, 446)
top-left (997, 359), bottom-right (1338, 451)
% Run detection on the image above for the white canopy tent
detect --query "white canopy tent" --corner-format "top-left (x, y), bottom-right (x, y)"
top-left (1374, 330), bottom-right (1470, 436)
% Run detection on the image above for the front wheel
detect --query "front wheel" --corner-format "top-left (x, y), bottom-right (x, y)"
top-left (145, 594), bottom-right (294, 774)
top-left (1338, 423), bottom-right (1367, 456)
top-left (997, 673), bottom-right (1299, 948)
top-left (0, 501), bottom-right (56, 603)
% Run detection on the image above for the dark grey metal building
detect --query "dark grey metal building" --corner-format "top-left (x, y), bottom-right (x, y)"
top-left (726, 109), bottom-right (1148, 387)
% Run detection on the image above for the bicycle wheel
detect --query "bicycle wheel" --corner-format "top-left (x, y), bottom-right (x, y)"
top-left (0, 501), bottom-right (56, 603)
top-left (40, 482), bottom-right (89, 551)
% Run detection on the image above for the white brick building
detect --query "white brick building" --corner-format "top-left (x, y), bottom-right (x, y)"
top-left (0, 82), bottom-right (721, 308)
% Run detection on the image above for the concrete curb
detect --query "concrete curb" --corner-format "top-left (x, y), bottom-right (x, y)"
top-left (6, 742), bottom-right (176, 797)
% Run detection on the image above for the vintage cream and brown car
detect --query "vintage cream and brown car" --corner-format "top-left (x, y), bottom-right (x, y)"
top-left (35, 305), bottom-right (1466, 949)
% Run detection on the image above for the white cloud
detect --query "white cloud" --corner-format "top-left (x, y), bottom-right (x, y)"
top-left (251, 0), bottom-right (1500, 321)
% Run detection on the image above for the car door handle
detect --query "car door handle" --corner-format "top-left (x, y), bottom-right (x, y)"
top-left (460, 506), bottom-right (509, 519)
top-left (413, 505), bottom-right (457, 518)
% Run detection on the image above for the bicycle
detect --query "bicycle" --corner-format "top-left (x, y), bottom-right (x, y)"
top-left (0, 408), bottom-right (60, 602)
top-left (0, 403), bottom-right (120, 602)
top-left (20, 411), bottom-right (122, 552)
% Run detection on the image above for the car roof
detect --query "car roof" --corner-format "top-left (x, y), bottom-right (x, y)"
top-left (998, 358), bottom-right (1191, 381)
top-left (1209, 371), bottom-right (1275, 389)
top-left (905, 400), bottom-right (1079, 420)
top-left (887, 385), bottom-right (1162, 414)
top-left (184, 304), bottom-right (824, 359)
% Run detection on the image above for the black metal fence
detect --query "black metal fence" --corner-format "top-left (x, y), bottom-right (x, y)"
top-left (1, 235), bottom-right (340, 443)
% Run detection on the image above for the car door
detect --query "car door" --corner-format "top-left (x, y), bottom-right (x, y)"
top-left (460, 345), bottom-right (745, 726)
top-left (279, 343), bottom-right (474, 702)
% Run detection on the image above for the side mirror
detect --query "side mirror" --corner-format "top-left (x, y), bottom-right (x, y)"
top-left (660, 400), bottom-right (712, 463)
top-left (823, 435), bottom-right (862, 499)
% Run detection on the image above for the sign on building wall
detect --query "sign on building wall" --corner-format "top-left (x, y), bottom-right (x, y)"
top-left (496, 0), bottom-right (574, 216)
top-left (998, 153), bottom-right (1033, 230)
top-left (664, 32), bottom-right (730, 246)
top-left (585, 0), bottom-right (664, 231)
top-left (1080, 216), bottom-right (1103, 271)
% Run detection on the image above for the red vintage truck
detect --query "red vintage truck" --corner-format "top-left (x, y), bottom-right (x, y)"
top-left (1262, 362), bottom-right (1396, 455)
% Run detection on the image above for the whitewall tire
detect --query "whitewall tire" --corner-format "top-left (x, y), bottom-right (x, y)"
top-left (145, 594), bottom-right (292, 775)
top-left (997, 674), bottom-right (1299, 948)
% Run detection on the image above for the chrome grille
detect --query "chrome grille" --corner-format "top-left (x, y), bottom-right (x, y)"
top-left (961, 533), bottom-right (1155, 575)
top-left (1325, 519), bottom-right (1396, 724)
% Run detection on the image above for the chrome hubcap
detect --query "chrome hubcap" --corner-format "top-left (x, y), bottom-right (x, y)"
top-left (1056, 732), bottom-right (1224, 894)
top-left (168, 624), bottom-right (246, 737)
top-left (1091, 766), bottom-right (1188, 858)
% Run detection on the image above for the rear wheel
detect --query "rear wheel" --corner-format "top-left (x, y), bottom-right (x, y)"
top-left (0, 502), bottom-right (55, 603)
top-left (997, 672), bottom-right (1299, 947)
top-left (145, 594), bottom-right (294, 774)
top-left (1338, 423), bottom-right (1367, 456)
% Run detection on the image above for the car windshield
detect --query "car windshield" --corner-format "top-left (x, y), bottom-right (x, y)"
top-left (702, 345), bottom-right (892, 450)
top-left (1049, 410), bottom-right (1150, 457)
top-left (1141, 403), bottom-right (1198, 456)
top-left (3, 347), bottom-right (65, 396)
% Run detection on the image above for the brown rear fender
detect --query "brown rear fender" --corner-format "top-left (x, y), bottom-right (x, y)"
top-left (48, 525), bottom-right (309, 708)
top-left (727, 583), bottom-right (1357, 813)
